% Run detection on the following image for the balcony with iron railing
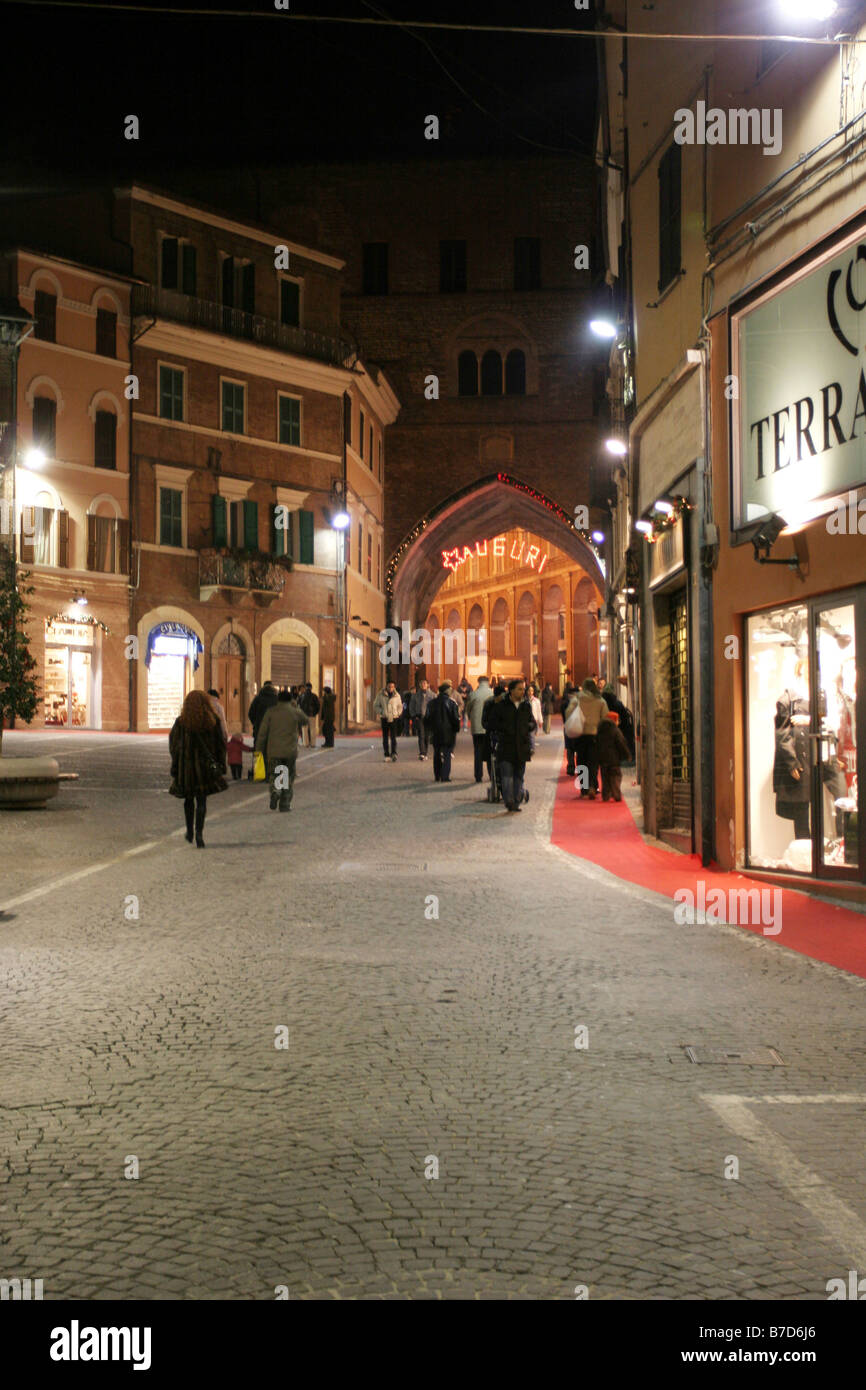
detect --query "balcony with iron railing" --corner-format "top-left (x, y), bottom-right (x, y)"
top-left (133, 285), bottom-right (353, 367)
top-left (199, 548), bottom-right (289, 605)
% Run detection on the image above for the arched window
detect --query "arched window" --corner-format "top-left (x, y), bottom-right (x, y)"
top-left (505, 349), bottom-right (526, 395)
top-left (481, 350), bottom-right (503, 396)
top-left (458, 350), bottom-right (478, 396)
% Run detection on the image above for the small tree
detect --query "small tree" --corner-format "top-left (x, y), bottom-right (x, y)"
top-left (0, 559), bottom-right (39, 756)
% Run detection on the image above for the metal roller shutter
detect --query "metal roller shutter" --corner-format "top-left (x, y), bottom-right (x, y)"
top-left (270, 643), bottom-right (307, 687)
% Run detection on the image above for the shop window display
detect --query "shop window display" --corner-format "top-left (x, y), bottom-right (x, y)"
top-left (747, 601), bottom-right (858, 873)
top-left (747, 606), bottom-right (810, 871)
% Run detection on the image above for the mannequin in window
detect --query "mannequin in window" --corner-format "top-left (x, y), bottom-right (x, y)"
top-left (773, 656), bottom-right (811, 842)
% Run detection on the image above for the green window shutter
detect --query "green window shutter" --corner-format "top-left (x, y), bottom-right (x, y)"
top-left (182, 243), bottom-right (197, 296)
top-left (298, 509), bottom-right (314, 565)
top-left (212, 494), bottom-right (227, 548)
top-left (243, 499), bottom-right (258, 552)
top-left (270, 503), bottom-right (284, 556)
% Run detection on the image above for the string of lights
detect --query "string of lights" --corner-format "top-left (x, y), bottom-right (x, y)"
top-left (0, 2), bottom-right (860, 46)
top-left (45, 611), bottom-right (111, 633)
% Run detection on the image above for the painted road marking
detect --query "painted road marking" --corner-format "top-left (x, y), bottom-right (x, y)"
top-left (0, 747), bottom-right (371, 913)
top-left (702, 1092), bottom-right (866, 1269)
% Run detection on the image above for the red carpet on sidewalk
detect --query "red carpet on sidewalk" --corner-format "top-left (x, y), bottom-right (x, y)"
top-left (551, 768), bottom-right (866, 980)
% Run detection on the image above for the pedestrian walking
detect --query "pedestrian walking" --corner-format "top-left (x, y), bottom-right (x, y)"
top-left (169, 689), bottom-right (227, 847)
top-left (457, 676), bottom-right (473, 731)
top-left (298, 681), bottom-right (320, 747)
top-left (374, 680), bottom-right (403, 761)
top-left (465, 675), bottom-right (494, 782)
top-left (561, 683), bottom-right (578, 777)
top-left (597, 709), bottom-right (631, 801)
top-left (226, 732), bottom-right (246, 780)
top-left (571, 677), bottom-right (609, 799)
top-left (255, 688), bottom-right (309, 811)
top-left (409, 678), bottom-right (434, 759)
top-left (320, 687), bottom-right (336, 747)
top-left (528, 683), bottom-right (543, 752)
top-left (423, 680), bottom-right (461, 782)
top-left (541, 682), bottom-right (555, 734)
top-left (247, 680), bottom-right (278, 777)
top-left (207, 687), bottom-right (229, 742)
top-left (486, 677), bottom-right (536, 813)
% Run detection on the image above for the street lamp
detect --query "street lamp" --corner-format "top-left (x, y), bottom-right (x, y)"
top-left (605, 437), bottom-right (628, 457)
top-left (780, 0), bottom-right (837, 20)
top-left (590, 318), bottom-right (618, 340)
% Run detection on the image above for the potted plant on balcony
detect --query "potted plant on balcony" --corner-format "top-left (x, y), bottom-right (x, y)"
top-left (0, 562), bottom-right (61, 808)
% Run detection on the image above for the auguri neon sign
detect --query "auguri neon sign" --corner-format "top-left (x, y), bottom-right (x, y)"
top-left (442, 535), bottom-right (549, 574)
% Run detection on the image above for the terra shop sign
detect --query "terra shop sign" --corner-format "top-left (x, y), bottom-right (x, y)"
top-left (732, 226), bottom-right (866, 530)
top-left (442, 535), bottom-right (548, 574)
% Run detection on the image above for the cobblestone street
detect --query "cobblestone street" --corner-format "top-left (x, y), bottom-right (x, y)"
top-left (2, 729), bottom-right (866, 1301)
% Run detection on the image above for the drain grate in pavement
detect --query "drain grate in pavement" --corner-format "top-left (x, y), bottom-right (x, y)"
top-left (685, 1045), bottom-right (785, 1066)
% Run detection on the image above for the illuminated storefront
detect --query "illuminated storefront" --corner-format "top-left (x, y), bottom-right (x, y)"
top-left (43, 618), bottom-right (102, 728)
top-left (145, 622), bottom-right (202, 730)
top-left (712, 215), bottom-right (866, 888)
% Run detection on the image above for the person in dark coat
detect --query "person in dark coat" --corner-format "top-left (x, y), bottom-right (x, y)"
top-left (423, 680), bottom-right (461, 782)
top-left (169, 689), bottom-right (227, 847)
top-left (597, 709), bottom-right (631, 802)
top-left (541, 682), bottom-right (555, 734)
top-left (773, 688), bottom-right (811, 840)
top-left (247, 680), bottom-right (278, 777)
top-left (486, 677), bottom-right (536, 812)
top-left (320, 687), bottom-right (336, 747)
top-left (560, 683), bottom-right (578, 777)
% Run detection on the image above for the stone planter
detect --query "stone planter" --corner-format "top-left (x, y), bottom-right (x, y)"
top-left (0, 755), bottom-right (62, 809)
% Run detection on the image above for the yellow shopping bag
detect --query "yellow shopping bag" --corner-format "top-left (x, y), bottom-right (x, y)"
top-left (253, 751), bottom-right (266, 782)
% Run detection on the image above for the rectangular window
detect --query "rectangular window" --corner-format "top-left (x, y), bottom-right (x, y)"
top-left (343, 393), bottom-right (352, 449)
top-left (378, 437), bottom-right (383, 480)
top-left (96, 308), bottom-right (117, 358)
top-left (658, 142), bottom-right (682, 293)
top-left (359, 409), bottom-right (365, 458)
top-left (161, 237), bottom-right (197, 294)
top-left (271, 502), bottom-right (289, 556)
top-left (32, 396), bottom-right (57, 454)
top-left (88, 514), bottom-right (116, 573)
top-left (362, 242), bottom-right (388, 295)
top-left (182, 243), bottom-right (197, 296)
top-left (514, 237), bottom-right (541, 291)
top-left (369, 423), bottom-right (374, 464)
top-left (280, 279), bottom-right (300, 327)
top-left (161, 236), bottom-right (179, 290)
top-left (278, 395), bottom-right (301, 446)
top-left (159, 487), bottom-right (183, 547)
top-left (94, 409), bottom-right (116, 469)
top-left (356, 521), bottom-right (363, 573)
top-left (366, 530), bottom-right (372, 582)
top-left (34, 290), bottom-right (57, 342)
top-left (221, 380), bottom-right (245, 434)
top-left (159, 365), bottom-right (184, 421)
top-left (440, 239), bottom-right (467, 292)
top-left (298, 509), bottom-right (314, 565)
top-left (377, 541), bottom-right (382, 590)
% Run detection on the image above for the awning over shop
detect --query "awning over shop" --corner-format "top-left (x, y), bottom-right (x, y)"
top-left (145, 622), bottom-right (203, 670)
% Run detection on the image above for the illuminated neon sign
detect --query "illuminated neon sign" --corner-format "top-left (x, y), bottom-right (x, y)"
top-left (442, 535), bottom-right (548, 574)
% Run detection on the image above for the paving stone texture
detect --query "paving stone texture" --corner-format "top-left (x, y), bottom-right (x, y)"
top-left (1, 729), bottom-right (865, 1301)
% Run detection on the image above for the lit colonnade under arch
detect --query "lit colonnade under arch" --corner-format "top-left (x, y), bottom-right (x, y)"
top-left (387, 475), bottom-right (605, 693)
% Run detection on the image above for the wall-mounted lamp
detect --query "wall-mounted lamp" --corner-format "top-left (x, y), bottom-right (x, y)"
top-left (751, 513), bottom-right (801, 571)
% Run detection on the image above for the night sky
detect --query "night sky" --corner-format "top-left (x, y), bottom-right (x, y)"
top-left (0, 0), bottom-right (597, 191)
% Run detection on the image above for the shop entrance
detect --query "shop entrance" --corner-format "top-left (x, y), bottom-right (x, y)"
top-left (746, 588), bottom-right (863, 880)
top-left (43, 619), bottom-right (98, 728)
